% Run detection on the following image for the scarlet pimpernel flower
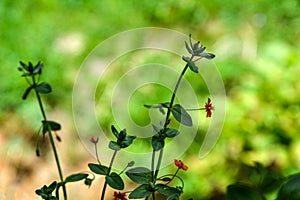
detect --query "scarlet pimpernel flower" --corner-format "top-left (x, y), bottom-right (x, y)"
top-left (174, 159), bottom-right (188, 171)
top-left (205, 98), bottom-right (214, 118)
top-left (90, 137), bottom-right (99, 144)
top-left (113, 191), bottom-right (127, 200)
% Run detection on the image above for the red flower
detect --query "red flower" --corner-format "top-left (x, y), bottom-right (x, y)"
top-left (205, 98), bottom-right (214, 118)
top-left (113, 191), bottom-right (127, 200)
top-left (174, 159), bottom-right (188, 171)
top-left (90, 137), bottom-right (99, 144)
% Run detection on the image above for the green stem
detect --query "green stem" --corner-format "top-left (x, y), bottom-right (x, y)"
top-left (101, 150), bottom-right (118, 200)
top-left (32, 76), bottom-right (67, 200)
top-left (153, 62), bottom-right (190, 181)
top-left (165, 168), bottom-right (180, 185)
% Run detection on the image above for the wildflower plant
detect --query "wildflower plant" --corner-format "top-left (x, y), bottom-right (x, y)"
top-left (18, 34), bottom-right (216, 200)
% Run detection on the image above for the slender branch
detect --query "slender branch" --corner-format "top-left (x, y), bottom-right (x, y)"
top-left (101, 150), bottom-right (118, 200)
top-left (32, 76), bottom-right (67, 200)
top-left (154, 61), bottom-right (191, 181)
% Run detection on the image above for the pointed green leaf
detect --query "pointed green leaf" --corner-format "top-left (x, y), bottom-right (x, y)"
top-left (152, 135), bottom-right (165, 151)
top-left (109, 141), bottom-right (121, 151)
top-left (226, 184), bottom-right (264, 200)
top-left (171, 104), bottom-right (193, 126)
top-left (88, 163), bottom-right (109, 175)
top-left (165, 128), bottom-right (180, 138)
top-left (33, 62), bottom-right (43, 74)
top-left (199, 52), bottom-right (215, 59)
top-left (35, 82), bottom-right (52, 94)
top-left (184, 41), bottom-right (193, 54)
top-left (182, 56), bottom-right (198, 73)
top-left (22, 85), bottom-right (34, 100)
top-left (119, 129), bottom-right (126, 140)
top-left (106, 172), bottom-right (124, 190)
top-left (277, 173), bottom-right (300, 200)
top-left (20, 61), bottom-right (28, 70)
top-left (129, 184), bottom-right (152, 199)
top-left (47, 181), bottom-right (57, 193)
top-left (111, 125), bottom-right (119, 138)
top-left (156, 184), bottom-right (181, 196)
top-left (120, 135), bottom-right (136, 148)
top-left (65, 173), bottom-right (88, 183)
top-left (42, 120), bottom-right (61, 131)
top-left (126, 167), bottom-right (152, 184)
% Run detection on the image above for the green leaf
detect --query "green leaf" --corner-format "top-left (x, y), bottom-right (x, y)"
top-left (168, 194), bottom-right (180, 200)
top-left (22, 85), bottom-right (34, 100)
top-left (226, 184), bottom-right (264, 200)
top-left (182, 56), bottom-right (198, 73)
top-left (164, 128), bottom-right (180, 138)
top-left (111, 125), bottom-right (119, 138)
top-left (42, 120), bottom-right (61, 131)
top-left (171, 104), bottom-right (193, 126)
top-left (88, 163), bottom-right (109, 175)
top-left (109, 141), bottom-right (121, 151)
top-left (156, 184), bottom-right (181, 196)
top-left (47, 181), bottom-right (57, 193)
top-left (65, 173), bottom-right (88, 183)
top-left (118, 129), bottom-right (126, 140)
top-left (129, 184), bottom-right (152, 199)
top-left (33, 62), bottom-right (43, 74)
top-left (184, 41), bottom-right (193, 54)
top-left (120, 135), bottom-right (136, 148)
top-left (106, 172), bottom-right (124, 190)
top-left (152, 134), bottom-right (165, 151)
top-left (126, 167), bottom-right (152, 184)
top-left (20, 61), bottom-right (28, 71)
top-left (35, 82), bottom-right (52, 94)
top-left (277, 173), bottom-right (300, 200)
top-left (160, 177), bottom-right (172, 182)
top-left (199, 52), bottom-right (215, 59)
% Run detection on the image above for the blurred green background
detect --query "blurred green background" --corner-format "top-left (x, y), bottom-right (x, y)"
top-left (1, 0), bottom-right (300, 199)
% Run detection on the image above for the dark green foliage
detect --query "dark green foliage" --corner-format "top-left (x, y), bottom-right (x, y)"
top-left (35, 181), bottom-right (58, 200)
top-left (109, 125), bottom-right (136, 151)
top-left (226, 184), bottom-right (264, 200)
top-left (128, 184), bottom-right (153, 199)
top-left (171, 104), bottom-right (193, 126)
top-left (105, 172), bottom-right (124, 190)
top-left (277, 173), bottom-right (300, 200)
top-left (126, 167), bottom-right (152, 184)
top-left (88, 163), bottom-right (109, 175)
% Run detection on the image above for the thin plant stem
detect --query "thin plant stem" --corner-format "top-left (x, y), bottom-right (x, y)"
top-left (95, 144), bottom-right (101, 165)
top-left (32, 76), bottom-right (67, 200)
top-left (100, 150), bottom-right (118, 200)
top-left (165, 168), bottom-right (180, 185)
top-left (154, 61), bottom-right (191, 181)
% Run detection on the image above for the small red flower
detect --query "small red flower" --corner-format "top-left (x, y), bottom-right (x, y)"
top-left (174, 159), bottom-right (188, 171)
top-left (113, 191), bottom-right (127, 200)
top-left (205, 98), bottom-right (214, 118)
top-left (90, 137), bottom-right (99, 144)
